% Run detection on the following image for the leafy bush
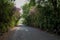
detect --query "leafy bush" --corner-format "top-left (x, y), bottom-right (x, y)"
top-left (22, 0), bottom-right (60, 35)
top-left (0, 0), bottom-right (20, 33)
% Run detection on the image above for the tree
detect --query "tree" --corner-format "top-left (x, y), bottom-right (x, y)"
top-left (0, 0), bottom-right (20, 33)
top-left (22, 0), bottom-right (60, 35)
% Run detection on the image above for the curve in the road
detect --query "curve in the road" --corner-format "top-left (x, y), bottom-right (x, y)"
top-left (8, 25), bottom-right (60, 40)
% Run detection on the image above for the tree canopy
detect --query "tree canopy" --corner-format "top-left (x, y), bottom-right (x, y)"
top-left (22, 0), bottom-right (60, 35)
top-left (0, 0), bottom-right (20, 33)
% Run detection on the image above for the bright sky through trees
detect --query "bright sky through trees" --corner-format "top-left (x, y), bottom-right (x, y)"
top-left (14, 0), bottom-right (28, 8)
top-left (14, 0), bottom-right (28, 13)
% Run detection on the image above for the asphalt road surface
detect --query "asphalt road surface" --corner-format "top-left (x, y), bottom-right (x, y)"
top-left (8, 25), bottom-right (60, 40)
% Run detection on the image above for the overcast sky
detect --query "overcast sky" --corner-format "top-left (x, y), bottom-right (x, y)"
top-left (14, 0), bottom-right (28, 13)
top-left (14, 0), bottom-right (28, 8)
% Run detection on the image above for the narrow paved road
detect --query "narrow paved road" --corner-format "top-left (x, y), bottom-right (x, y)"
top-left (8, 25), bottom-right (60, 40)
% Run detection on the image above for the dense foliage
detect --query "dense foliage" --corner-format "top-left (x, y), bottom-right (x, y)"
top-left (0, 0), bottom-right (20, 34)
top-left (22, 0), bottom-right (60, 35)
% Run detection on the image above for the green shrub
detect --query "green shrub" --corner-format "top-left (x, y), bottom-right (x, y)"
top-left (0, 0), bottom-right (20, 33)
